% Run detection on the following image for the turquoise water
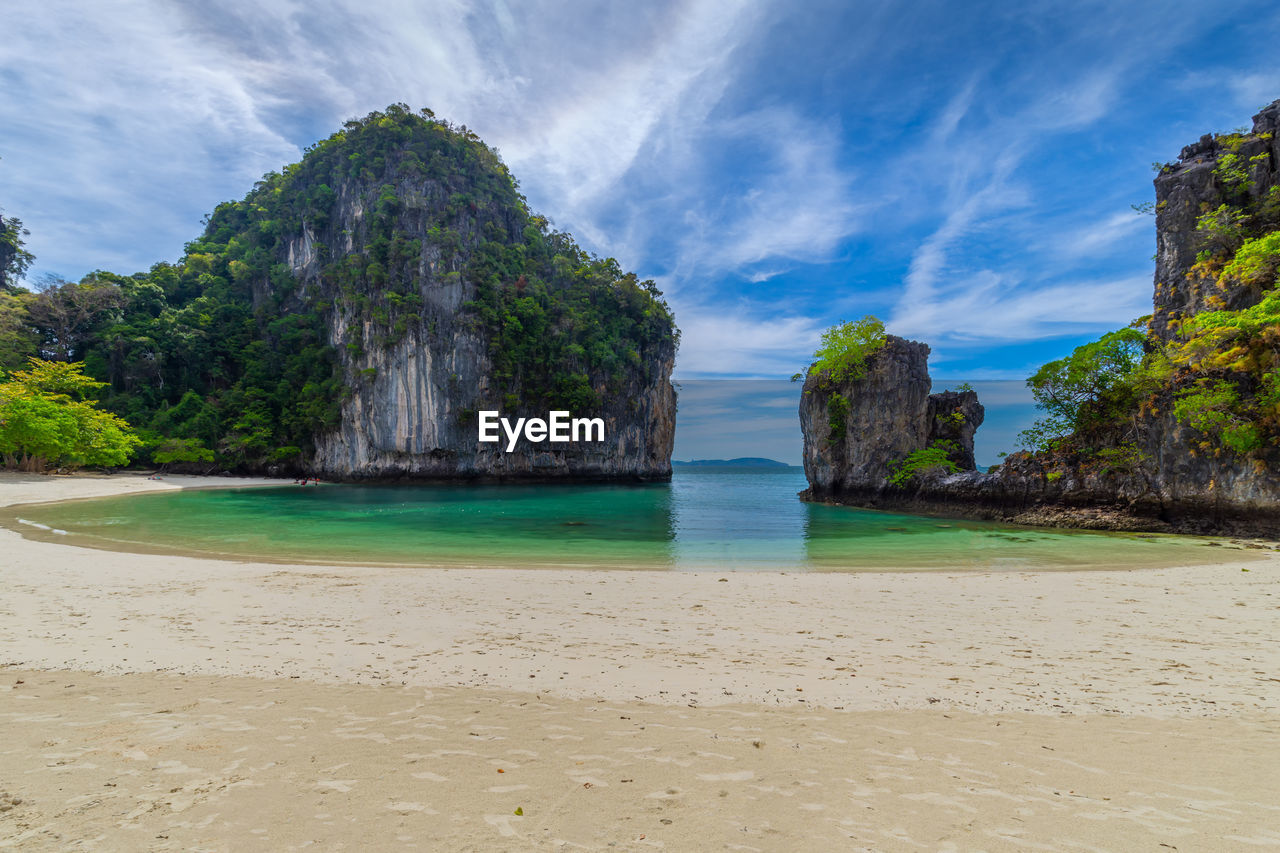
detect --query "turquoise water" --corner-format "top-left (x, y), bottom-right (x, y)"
top-left (9, 467), bottom-right (1226, 571)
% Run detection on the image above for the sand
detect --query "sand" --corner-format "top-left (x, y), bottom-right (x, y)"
top-left (1, 471), bottom-right (1278, 850)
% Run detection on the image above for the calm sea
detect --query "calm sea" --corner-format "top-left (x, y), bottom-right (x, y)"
top-left (11, 467), bottom-right (1225, 571)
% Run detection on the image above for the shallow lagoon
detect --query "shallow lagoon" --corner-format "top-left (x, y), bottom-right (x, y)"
top-left (8, 467), bottom-right (1228, 571)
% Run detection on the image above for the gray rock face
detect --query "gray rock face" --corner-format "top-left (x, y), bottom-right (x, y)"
top-left (1152, 99), bottom-right (1280, 338)
top-left (276, 164), bottom-right (676, 481)
top-left (927, 390), bottom-right (984, 471)
top-left (800, 335), bottom-right (982, 497)
top-left (897, 395), bottom-right (1280, 533)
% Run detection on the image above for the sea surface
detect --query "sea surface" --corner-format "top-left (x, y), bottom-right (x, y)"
top-left (10, 467), bottom-right (1229, 571)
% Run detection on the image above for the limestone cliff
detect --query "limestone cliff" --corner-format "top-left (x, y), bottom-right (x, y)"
top-left (800, 101), bottom-right (1280, 535)
top-left (208, 106), bottom-right (678, 481)
top-left (1152, 100), bottom-right (1280, 338)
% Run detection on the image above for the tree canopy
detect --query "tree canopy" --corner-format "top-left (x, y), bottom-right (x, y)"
top-left (0, 359), bottom-right (141, 470)
top-left (807, 316), bottom-right (887, 383)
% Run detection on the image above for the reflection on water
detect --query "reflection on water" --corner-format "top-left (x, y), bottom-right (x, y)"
top-left (11, 467), bottom-right (1227, 571)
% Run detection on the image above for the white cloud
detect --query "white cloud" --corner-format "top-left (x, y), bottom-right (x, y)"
top-left (673, 112), bottom-right (864, 278)
top-left (1, 0), bottom-right (776, 280)
top-left (893, 271), bottom-right (1151, 344)
top-left (1228, 72), bottom-right (1280, 114)
top-left (668, 295), bottom-right (824, 378)
top-left (497, 0), bottom-right (762, 213)
top-left (1050, 211), bottom-right (1150, 259)
top-left (2, 1), bottom-right (309, 276)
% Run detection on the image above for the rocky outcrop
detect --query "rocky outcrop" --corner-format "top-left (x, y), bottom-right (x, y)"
top-left (800, 335), bottom-right (983, 498)
top-left (311, 319), bottom-right (676, 480)
top-left (248, 109), bottom-right (677, 481)
top-left (800, 100), bottom-right (1280, 536)
top-left (1152, 100), bottom-right (1280, 338)
top-left (927, 390), bottom-right (984, 470)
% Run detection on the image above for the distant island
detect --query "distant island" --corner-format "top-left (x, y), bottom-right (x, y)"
top-left (675, 457), bottom-right (792, 468)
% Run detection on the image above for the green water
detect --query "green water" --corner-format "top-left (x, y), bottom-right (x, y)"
top-left (8, 468), bottom-right (1229, 571)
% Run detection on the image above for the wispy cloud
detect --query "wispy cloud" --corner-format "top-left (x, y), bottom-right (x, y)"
top-left (894, 268), bottom-right (1150, 345)
top-left (1, 0), bottom-right (776, 280)
top-left (672, 111), bottom-right (863, 279)
top-left (497, 0), bottom-right (764, 216)
top-left (1049, 211), bottom-right (1150, 259)
top-left (668, 293), bottom-right (825, 378)
top-left (882, 56), bottom-right (1156, 349)
top-left (4, 0), bottom-right (1279, 387)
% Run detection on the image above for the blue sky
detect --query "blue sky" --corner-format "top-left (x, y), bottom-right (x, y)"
top-left (3, 0), bottom-right (1280, 392)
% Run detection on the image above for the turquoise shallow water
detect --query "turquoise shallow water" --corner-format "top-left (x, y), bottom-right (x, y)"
top-left (10, 468), bottom-right (1226, 571)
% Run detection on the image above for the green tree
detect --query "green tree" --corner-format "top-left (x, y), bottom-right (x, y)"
top-left (1173, 379), bottom-right (1264, 453)
top-left (1, 160), bottom-right (36, 292)
top-left (0, 359), bottom-right (141, 470)
top-left (151, 437), bottom-right (216, 469)
top-left (0, 290), bottom-right (38, 369)
top-left (1019, 328), bottom-right (1146, 450)
top-left (0, 212), bottom-right (34, 292)
top-left (808, 316), bottom-right (887, 383)
top-left (28, 274), bottom-right (125, 361)
top-left (888, 441), bottom-right (961, 486)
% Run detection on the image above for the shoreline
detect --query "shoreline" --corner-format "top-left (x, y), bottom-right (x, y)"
top-left (1, 471), bottom-right (1275, 715)
top-left (802, 483), bottom-right (1280, 539)
top-left (0, 471), bottom-right (1267, 574)
top-left (2, 471), bottom-right (1278, 848)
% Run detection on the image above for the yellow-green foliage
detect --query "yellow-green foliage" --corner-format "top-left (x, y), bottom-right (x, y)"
top-left (1221, 231), bottom-right (1280, 285)
top-left (151, 437), bottom-right (215, 466)
top-left (0, 359), bottom-right (141, 470)
top-left (1162, 227), bottom-right (1280, 453)
top-left (1173, 380), bottom-right (1264, 453)
top-left (810, 316), bottom-right (886, 383)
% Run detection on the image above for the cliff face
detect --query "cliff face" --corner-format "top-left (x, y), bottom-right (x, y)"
top-left (1152, 100), bottom-right (1280, 338)
top-left (800, 101), bottom-right (1280, 535)
top-left (311, 320), bottom-right (676, 480)
top-left (221, 107), bottom-right (678, 481)
top-left (800, 336), bottom-right (983, 497)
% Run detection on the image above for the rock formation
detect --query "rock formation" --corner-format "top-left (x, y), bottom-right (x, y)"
top-left (285, 174), bottom-right (677, 481)
top-left (1152, 99), bottom-right (1280, 338)
top-left (800, 335), bottom-right (984, 497)
top-left (216, 107), bottom-right (677, 481)
top-left (800, 100), bottom-right (1280, 535)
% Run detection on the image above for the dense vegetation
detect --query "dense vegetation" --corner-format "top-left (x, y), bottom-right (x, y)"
top-left (0, 360), bottom-right (139, 470)
top-left (0, 105), bottom-right (676, 472)
top-left (1018, 125), bottom-right (1280, 465)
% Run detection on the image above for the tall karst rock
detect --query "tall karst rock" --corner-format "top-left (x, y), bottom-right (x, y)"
top-left (126, 106), bottom-right (678, 480)
top-left (800, 335), bottom-right (983, 498)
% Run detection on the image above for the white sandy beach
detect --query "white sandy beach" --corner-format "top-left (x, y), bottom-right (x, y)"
top-left (1, 472), bottom-right (1278, 850)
